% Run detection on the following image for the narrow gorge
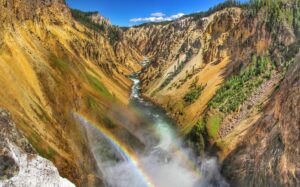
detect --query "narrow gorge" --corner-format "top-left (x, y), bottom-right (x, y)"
top-left (0, 0), bottom-right (299, 187)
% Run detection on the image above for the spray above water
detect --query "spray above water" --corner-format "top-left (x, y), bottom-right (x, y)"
top-left (73, 74), bottom-right (229, 187)
top-left (74, 112), bottom-right (197, 187)
top-left (73, 112), bottom-right (155, 187)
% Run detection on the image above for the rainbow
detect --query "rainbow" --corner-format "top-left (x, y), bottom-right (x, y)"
top-left (73, 112), bottom-right (155, 187)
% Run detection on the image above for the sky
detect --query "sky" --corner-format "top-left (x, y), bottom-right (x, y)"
top-left (66, 0), bottom-right (247, 27)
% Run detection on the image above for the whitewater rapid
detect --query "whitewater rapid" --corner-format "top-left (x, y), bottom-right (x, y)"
top-left (76, 73), bottom-right (229, 187)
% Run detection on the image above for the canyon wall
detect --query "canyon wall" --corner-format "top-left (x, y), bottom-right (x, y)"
top-left (0, 0), bottom-right (144, 186)
top-left (124, 4), bottom-right (295, 130)
top-left (124, 1), bottom-right (300, 186)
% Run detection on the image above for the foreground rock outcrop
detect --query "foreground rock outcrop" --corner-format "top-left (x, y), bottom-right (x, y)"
top-left (0, 109), bottom-right (75, 187)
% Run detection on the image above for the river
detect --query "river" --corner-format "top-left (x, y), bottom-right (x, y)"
top-left (76, 73), bottom-right (229, 187)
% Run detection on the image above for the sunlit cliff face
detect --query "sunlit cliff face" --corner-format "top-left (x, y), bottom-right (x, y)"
top-left (0, 0), bottom-right (143, 186)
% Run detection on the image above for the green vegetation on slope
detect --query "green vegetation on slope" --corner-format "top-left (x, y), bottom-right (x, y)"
top-left (27, 131), bottom-right (57, 160)
top-left (86, 73), bottom-right (113, 99)
top-left (107, 26), bottom-right (122, 45)
top-left (70, 9), bottom-right (106, 32)
top-left (183, 85), bottom-right (205, 105)
top-left (50, 57), bottom-right (70, 72)
top-left (182, 0), bottom-right (249, 21)
top-left (208, 55), bottom-right (272, 114)
top-left (70, 9), bottom-right (121, 45)
top-left (206, 114), bottom-right (222, 139)
top-left (293, 1), bottom-right (300, 37)
top-left (248, 0), bottom-right (300, 36)
top-left (185, 118), bottom-right (206, 154)
top-left (186, 55), bottom-right (276, 148)
top-left (134, 20), bottom-right (173, 27)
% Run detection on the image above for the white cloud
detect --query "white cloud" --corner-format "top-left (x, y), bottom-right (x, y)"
top-left (130, 13), bottom-right (185, 23)
top-left (151, 12), bottom-right (166, 17)
top-left (170, 13), bottom-right (185, 19)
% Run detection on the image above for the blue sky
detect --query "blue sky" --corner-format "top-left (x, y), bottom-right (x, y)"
top-left (66, 0), bottom-right (247, 26)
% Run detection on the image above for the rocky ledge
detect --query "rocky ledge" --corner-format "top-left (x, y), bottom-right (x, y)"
top-left (0, 109), bottom-right (75, 187)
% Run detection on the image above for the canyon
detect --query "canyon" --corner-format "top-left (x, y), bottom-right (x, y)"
top-left (0, 0), bottom-right (299, 187)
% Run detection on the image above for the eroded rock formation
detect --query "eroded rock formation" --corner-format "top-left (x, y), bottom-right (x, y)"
top-left (0, 109), bottom-right (75, 187)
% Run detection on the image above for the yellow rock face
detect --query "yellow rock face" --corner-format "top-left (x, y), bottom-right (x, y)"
top-left (0, 1), bottom-right (144, 186)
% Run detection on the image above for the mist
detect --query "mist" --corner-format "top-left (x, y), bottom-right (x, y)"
top-left (74, 75), bottom-right (229, 187)
top-left (77, 113), bottom-right (229, 187)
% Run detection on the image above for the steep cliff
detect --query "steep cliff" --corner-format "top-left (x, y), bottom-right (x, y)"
top-left (221, 54), bottom-right (300, 187)
top-left (0, 0), bottom-right (144, 186)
